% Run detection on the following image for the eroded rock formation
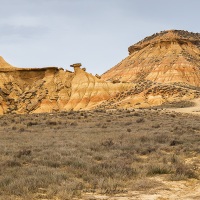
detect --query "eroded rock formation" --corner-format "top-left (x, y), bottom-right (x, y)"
top-left (0, 60), bottom-right (128, 114)
top-left (102, 30), bottom-right (200, 86)
top-left (97, 80), bottom-right (200, 110)
top-left (1, 30), bottom-right (200, 114)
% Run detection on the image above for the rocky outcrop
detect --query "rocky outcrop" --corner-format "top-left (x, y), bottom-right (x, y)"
top-left (0, 60), bottom-right (129, 114)
top-left (1, 30), bottom-right (200, 114)
top-left (102, 30), bottom-right (200, 86)
top-left (0, 56), bottom-right (17, 69)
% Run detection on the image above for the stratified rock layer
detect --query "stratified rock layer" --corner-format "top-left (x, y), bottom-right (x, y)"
top-left (0, 62), bottom-right (129, 114)
top-left (1, 30), bottom-right (200, 114)
top-left (102, 30), bottom-right (200, 86)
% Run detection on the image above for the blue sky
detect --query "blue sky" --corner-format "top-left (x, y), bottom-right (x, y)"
top-left (0, 0), bottom-right (199, 75)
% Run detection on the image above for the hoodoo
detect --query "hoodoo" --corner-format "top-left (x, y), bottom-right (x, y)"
top-left (102, 30), bottom-right (200, 86)
top-left (70, 63), bottom-right (82, 73)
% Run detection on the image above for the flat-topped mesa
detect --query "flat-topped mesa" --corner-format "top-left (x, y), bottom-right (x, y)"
top-left (128, 30), bottom-right (200, 54)
top-left (0, 67), bottom-right (60, 72)
top-left (0, 56), bottom-right (64, 72)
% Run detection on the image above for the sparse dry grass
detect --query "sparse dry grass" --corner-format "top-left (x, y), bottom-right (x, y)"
top-left (0, 109), bottom-right (199, 199)
top-left (156, 100), bottom-right (196, 108)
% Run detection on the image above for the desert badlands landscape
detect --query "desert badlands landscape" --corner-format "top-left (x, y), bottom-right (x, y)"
top-left (0, 30), bottom-right (200, 199)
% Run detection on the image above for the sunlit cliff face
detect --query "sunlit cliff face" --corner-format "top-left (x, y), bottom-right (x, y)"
top-left (102, 30), bottom-right (200, 86)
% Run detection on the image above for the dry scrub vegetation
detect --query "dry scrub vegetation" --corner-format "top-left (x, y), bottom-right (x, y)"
top-left (156, 100), bottom-right (196, 108)
top-left (0, 109), bottom-right (199, 199)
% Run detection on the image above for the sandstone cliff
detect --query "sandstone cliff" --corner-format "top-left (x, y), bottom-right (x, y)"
top-left (0, 61), bottom-right (129, 114)
top-left (102, 30), bottom-right (200, 86)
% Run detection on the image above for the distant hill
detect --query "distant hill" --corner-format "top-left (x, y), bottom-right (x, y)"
top-left (102, 30), bottom-right (200, 86)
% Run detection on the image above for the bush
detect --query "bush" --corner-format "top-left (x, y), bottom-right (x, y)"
top-left (16, 149), bottom-right (32, 158)
top-left (46, 120), bottom-right (57, 125)
top-left (147, 165), bottom-right (171, 176)
top-left (174, 163), bottom-right (198, 179)
top-left (136, 118), bottom-right (145, 123)
top-left (127, 128), bottom-right (131, 132)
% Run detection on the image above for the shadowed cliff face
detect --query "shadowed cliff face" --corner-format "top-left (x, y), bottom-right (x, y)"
top-left (102, 30), bottom-right (200, 86)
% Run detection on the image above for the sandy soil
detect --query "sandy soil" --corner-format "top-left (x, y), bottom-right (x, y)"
top-left (81, 178), bottom-right (200, 200)
top-left (166, 98), bottom-right (200, 115)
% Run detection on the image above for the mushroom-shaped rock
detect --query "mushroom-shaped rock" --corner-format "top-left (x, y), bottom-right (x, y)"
top-left (70, 63), bottom-right (82, 73)
top-left (70, 63), bottom-right (82, 68)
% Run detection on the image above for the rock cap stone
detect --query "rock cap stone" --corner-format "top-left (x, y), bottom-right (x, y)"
top-left (70, 63), bottom-right (82, 68)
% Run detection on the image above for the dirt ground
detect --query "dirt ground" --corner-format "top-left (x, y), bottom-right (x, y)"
top-left (81, 176), bottom-right (200, 200)
top-left (0, 107), bottom-right (199, 200)
top-left (167, 98), bottom-right (200, 115)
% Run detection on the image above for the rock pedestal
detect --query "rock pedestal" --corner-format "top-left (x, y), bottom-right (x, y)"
top-left (70, 63), bottom-right (82, 73)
